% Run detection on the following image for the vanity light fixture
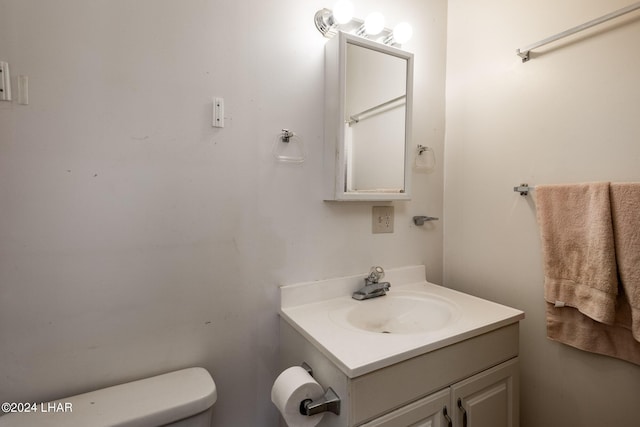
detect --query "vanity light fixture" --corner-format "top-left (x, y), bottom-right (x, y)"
top-left (363, 12), bottom-right (385, 35)
top-left (383, 22), bottom-right (414, 45)
top-left (314, 2), bottom-right (413, 46)
top-left (315, 0), bottom-right (354, 38)
top-left (332, 0), bottom-right (354, 24)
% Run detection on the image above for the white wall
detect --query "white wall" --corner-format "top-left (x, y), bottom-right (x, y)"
top-left (0, 0), bottom-right (447, 425)
top-left (445, 0), bottom-right (640, 426)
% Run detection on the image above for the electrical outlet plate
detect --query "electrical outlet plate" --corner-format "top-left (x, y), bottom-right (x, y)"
top-left (372, 206), bottom-right (394, 234)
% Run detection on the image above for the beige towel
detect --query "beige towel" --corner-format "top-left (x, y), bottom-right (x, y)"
top-left (610, 183), bottom-right (640, 341)
top-left (546, 304), bottom-right (640, 365)
top-left (536, 182), bottom-right (618, 324)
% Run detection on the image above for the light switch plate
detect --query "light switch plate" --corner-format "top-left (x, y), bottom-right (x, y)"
top-left (0, 61), bottom-right (11, 101)
top-left (213, 97), bottom-right (224, 128)
top-left (372, 206), bottom-right (394, 233)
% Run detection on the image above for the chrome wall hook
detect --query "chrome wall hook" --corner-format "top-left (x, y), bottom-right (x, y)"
top-left (281, 129), bottom-right (295, 143)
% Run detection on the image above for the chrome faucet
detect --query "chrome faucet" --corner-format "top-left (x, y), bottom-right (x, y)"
top-left (352, 266), bottom-right (391, 300)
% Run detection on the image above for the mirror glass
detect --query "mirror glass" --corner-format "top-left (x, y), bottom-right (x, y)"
top-left (344, 41), bottom-right (410, 194)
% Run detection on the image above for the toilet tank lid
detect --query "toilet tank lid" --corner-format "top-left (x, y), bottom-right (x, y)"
top-left (0, 367), bottom-right (217, 427)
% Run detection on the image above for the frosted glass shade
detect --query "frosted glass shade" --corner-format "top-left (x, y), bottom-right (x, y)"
top-left (393, 22), bottom-right (413, 44)
top-left (333, 0), bottom-right (354, 24)
top-left (364, 12), bottom-right (385, 35)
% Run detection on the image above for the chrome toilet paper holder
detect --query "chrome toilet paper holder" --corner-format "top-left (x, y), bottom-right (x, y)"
top-left (299, 362), bottom-right (341, 416)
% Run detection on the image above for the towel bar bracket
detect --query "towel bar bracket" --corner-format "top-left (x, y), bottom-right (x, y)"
top-left (514, 184), bottom-right (532, 196)
top-left (516, 49), bottom-right (530, 63)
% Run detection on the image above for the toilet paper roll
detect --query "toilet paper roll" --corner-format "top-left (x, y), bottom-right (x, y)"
top-left (271, 366), bottom-right (326, 427)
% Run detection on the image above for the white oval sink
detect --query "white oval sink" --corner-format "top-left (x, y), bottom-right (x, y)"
top-left (330, 291), bottom-right (459, 334)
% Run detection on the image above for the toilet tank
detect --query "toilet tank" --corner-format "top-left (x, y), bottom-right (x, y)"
top-left (0, 367), bottom-right (217, 427)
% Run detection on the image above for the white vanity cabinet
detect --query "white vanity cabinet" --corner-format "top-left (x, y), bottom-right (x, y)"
top-left (361, 358), bottom-right (519, 427)
top-left (279, 320), bottom-right (520, 427)
top-left (277, 267), bottom-right (524, 427)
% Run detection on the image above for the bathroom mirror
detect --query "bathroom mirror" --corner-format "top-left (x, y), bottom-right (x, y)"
top-left (324, 32), bottom-right (414, 201)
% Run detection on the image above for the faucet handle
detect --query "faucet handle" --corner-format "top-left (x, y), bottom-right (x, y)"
top-left (367, 266), bottom-right (385, 283)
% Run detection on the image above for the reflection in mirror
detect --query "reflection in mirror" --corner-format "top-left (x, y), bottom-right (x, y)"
top-left (345, 43), bottom-right (407, 193)
top-left (323, 32), bottom-right (413, 201)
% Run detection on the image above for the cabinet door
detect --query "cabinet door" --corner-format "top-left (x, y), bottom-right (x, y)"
top-left (359, 388), bottom-right (452, 427)
top-left (451, 358), bottom-right (519, 427)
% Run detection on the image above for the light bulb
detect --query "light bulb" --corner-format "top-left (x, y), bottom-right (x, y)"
top-left (393, 22), bottom-right (413, 44)
top-left (332, 0), bottom-right (354, 24)
top-left (364, 12), bottom-right (385, 35)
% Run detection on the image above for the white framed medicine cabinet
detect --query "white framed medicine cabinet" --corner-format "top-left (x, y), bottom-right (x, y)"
top-left (323, 31), bottom-right (414, 201)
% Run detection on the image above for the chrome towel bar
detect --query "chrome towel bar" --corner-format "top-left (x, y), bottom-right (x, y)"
top-left (516, 2), bottom-right (640, 62)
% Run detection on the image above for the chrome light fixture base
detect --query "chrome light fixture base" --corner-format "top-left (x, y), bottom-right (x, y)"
top-left (315, 8), bottom-right (339, 38)
top-left (313, 7), bottom-right (409, 47)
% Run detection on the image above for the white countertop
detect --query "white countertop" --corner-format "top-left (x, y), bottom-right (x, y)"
top-left (279, 266), bottom-right (525, 378)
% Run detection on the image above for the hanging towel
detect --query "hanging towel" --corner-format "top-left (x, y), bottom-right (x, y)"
top-left (545, 303), bottom-right (640, 365)
top-left (536, 182), bottom-right (618, 324)
top-left (610, 182), bottom-right (640, 342)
